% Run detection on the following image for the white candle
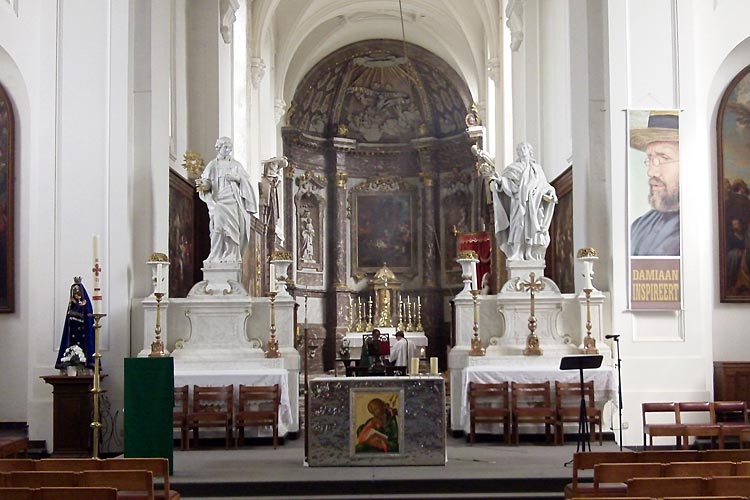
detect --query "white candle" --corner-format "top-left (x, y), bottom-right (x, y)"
top-left (410, 357), bottom-right (420, 376)
top-left (156, 263), bottom-right (164, 294)
top-left (430, 357), bottom-right (438, 375)
top-left (583, 261), bottom-right (594, 290)
top-left (92, 234), bottom-right (103, 315)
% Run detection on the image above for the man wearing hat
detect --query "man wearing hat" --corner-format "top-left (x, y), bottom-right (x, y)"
top-left (630, 111), bottom-right (680, 256)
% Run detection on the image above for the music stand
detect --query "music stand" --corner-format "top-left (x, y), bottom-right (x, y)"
top-left (560, 354), bottom-right (603, 453)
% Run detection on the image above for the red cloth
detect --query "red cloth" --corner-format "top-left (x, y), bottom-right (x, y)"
top-left (458, 232), bottom-right (492, 289)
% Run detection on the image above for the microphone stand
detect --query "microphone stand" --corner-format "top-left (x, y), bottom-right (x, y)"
top-left (608, 335), bottom-right (624, 451)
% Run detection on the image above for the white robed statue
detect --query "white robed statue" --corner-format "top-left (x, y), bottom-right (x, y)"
top-left (196, 137), bottom-right (258, 264)
top-left (473, 142), bottom-right (557, 261)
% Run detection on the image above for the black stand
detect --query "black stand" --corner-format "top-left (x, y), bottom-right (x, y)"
top-left (608, 335), bottom-right (624, 451)
top-left (560, 354), bottom-right (603, 454)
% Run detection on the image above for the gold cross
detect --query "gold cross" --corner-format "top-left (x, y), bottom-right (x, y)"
top-left (516, 272), bottom-right (545, 295)
top-left (92, 263), bottom-right (102, 277)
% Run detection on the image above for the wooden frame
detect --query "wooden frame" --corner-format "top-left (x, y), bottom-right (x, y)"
top-left (351, 184), bottom-right (417, 276)
top-left (546, 166), bottom-right (573, 293)
top-left (349, 388), bottom-right (404, 457)
top-left (717, 65), bottom-right (750, 302)
top-left (0, 83), bottom-right (15, 312)
top-left (169, 169), bottom-right (195, 298)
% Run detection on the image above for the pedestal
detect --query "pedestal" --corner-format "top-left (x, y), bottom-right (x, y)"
top-left (42, 375), bottom-right (94, 457)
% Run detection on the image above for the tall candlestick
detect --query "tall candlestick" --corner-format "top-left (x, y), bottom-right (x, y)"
top-left (91, 234), bottom-right (103, 315)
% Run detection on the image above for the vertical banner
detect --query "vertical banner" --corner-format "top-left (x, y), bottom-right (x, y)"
top-left (628, 110), bottom-right (682, 310)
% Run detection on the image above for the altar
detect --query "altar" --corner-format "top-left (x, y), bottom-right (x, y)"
top-left (307, 376), bottom-right (446, 466)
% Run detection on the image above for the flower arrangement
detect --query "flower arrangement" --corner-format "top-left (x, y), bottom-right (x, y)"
top-left (60, 345), bottom-right (86, 367)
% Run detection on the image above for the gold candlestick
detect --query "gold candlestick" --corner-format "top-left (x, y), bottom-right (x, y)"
top-left (366, 296), bottom-right (373, 331)
top-left (416, 296), bottom-right (423, 332)
top-left (582, 288), bottom-right (598, 354)
top-left (397, 293), bottom-right (404, 331)
top-left (90, 312), bottom-right (106, 458)
top-left (516, 272), bottom-right (544, 356)
top-left (149, 292), bottom-right (166, 357)
top-left (469, 290), bottom-right (485, 356)
top-left (406, 296), bottom-right (413, 332)
top-left (348, 295), bottom-right (355, 332)
top-left (265, 292), bottom-right (280, 358)
top-left (358, 299), bottom-right (365, 332)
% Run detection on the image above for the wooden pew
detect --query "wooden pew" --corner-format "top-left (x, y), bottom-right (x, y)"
top-left (101, 458), bottom-right (178, 500)
top-left (0, 487), bottom-right (37, 499)
top-left (79, 470), bottom-right (154, 500)
top-left (39, 487), bottom-right (118, 500)
top-left (592, 462), bottom-right (662, 496)
top-left (627, 476), bottom-right (706, 497)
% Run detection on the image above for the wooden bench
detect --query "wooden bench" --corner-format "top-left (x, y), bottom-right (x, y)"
top-left (0, 437), bottom-right (28, 458)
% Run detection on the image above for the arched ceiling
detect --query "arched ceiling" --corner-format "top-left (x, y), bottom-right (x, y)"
top-left (287, 39), bottom-right (473, 143)
top-left (247, 0), bottom-right (499, 106)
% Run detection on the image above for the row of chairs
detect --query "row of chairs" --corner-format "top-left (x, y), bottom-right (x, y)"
top-left (0, 487), bottom-right (118, 500)
top-left (0, 471), bottom-right (153, 499)
top-left (643, 401), bottom-right (750, 449)
top-left (0, 457), bottom-right (177, 499)
top-left (173, 384), bottom-right (280, 450)
top-left (468, 380), bottom-right (602, 445)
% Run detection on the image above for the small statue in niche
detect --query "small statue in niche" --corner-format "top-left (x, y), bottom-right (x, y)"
top-left (299, 209), bottom-right (315, 263)
top-left (259, 156), bottom-right (287, 228)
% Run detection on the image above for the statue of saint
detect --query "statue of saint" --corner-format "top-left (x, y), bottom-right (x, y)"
top-left (196, 137), bottom-right (258, 264)
top-left (299, 209), bottom-right (315, 262)
top-left (55, 280), bottom-right (95, 370)
top-left (259, 156), bottom-right (287, 227)
top-left (473, 142), bottom-right (557, 261)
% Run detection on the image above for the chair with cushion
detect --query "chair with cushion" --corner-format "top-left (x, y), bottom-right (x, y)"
top-left (467, 382), bottom-right (511, 445)
top-left (678, 401), bottom-right (720, 449)
top-left (173, 385), bottom-right (189, 451)
top-left (235, 384), bottom-right (281, 449)
top-left (642, 402), bottom-right (684, 449)
top-left (189, 385), bottom-right (234, 449)
top-left (554, 380), bottom-right (603, 446)
top-left (510, 381), bottom-right (556, 445)
top-left (714, 401), bottom-right (750, 449)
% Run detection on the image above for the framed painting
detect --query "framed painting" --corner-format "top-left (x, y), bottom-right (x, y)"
top-left (545, 166), bottom-right (574, 293)
top-left (351, 186), bottom-right (417, 276)
top-left (349, 387), bottom-right (403, 456)
top-left (718, 65), bottom-right (750, 302)
top-left (0, 84), bottom-right (15, 313)
top-left (169, 169), bottom-right (195, 298)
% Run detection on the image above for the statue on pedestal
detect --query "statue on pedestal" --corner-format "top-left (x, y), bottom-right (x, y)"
top-left (196, 137), bottom-right (258, 264)
top-left (473, 142), bottom-right (557, 261)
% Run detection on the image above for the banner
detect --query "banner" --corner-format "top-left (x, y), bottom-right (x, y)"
top-left (627, 110), bottom-right (682, 310)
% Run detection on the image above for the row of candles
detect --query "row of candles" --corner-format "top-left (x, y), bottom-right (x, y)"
top-left (348, 294), bottom-right (424, 332)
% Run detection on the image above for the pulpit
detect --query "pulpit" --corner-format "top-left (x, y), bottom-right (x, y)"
top-left (42, 375), bottom-right (94, 457)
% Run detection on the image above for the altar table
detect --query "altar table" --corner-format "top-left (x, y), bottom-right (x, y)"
top-left (174, 369), bottom-right (293, 428)
top-left (458, 362), bottom-right (617, 431)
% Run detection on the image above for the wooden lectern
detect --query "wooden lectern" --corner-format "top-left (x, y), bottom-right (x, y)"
top-left (42, 375), bottom-right (94, 457)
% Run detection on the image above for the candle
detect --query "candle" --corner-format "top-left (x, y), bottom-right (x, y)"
top-left (410, 357), bottom-right (420, 376)
top-left (583, 261), bottom-right (594, 290)
top-left (155, 263), bottom-right (164, 294)
top-left (430, 357), bottom-right (438, 375)
top-left (420, 347), bottom-right (426, 358)
top-left (91, 234), bottom-right (103, 315)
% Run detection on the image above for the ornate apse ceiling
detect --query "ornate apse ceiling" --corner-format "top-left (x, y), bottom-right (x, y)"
top-left (288, 39), bottom-right (473, 144)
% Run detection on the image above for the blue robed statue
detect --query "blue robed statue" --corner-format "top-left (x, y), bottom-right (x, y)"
top-left (54, 278), bottom-right (96, 370)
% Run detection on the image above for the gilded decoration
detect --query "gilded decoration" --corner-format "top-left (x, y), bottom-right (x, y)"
top-left (182, 150), bottom-right (205, 180)
top-left (576, 247), bottom-right (598, 259)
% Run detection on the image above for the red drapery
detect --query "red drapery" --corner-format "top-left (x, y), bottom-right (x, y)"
top-left (457, 232), bottom-right (492, 291)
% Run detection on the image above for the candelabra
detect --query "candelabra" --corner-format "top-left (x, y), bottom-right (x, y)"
top-left (347, 296), bottom-right (355, 332)
top-left (90, 312), bottom-right (106, 458)
top-left (149, 292), bottom-right (167, 357)
top-left (415, 297), bottom-right (423, 332)
top-left (265, 292), bottom-right (280, 358)
top-left (358, 299), bottom-right (365, 332)
top-left (406, 297), bottom-right (414, 332)
top-left (516, 272), bottom-right (544, 356)
top-left (366, 296), bottom-right (373, 331)
top-left (469, 290), bottom-right (485, 356)
top-left (397, 294), bottom-right (404, 331)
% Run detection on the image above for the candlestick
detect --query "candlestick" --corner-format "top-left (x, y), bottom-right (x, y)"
top-left (89, 312), bottom-right (106, 458)
top-left (149, 292), bottom-right (166, 357)
top-left (91, 235), bottom-right (103, 315)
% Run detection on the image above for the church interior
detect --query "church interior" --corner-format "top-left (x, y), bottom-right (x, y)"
top-left (3, 0), bottom-right (750, 498)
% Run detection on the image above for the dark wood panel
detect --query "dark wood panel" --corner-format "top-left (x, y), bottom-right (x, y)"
top-left (714, 362), bottom-right (750, 405)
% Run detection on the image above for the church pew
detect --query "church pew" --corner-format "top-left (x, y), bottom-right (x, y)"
top-left (663, 461), bottom-right (736, 478)
top-left (592, 462), bottom-right (662, 495)
top-left (39, 487), bottom-right (118, 500)
top-left (0, 437), bottom-right (29, 458)
top-left (0, 459), bottom-right (35, 471)
top-left (101, 458), bottom-right (178, 500)
top-left (707, 476), bottom-right (750, 496)
top-left (6, 471), bottom-right (78, 487)
top-left (626, 476), bottom-right (706, 497)
top-left (36, 459), bottom-right (101, 472)
top-left (0, 487), bottom-right (37, 499)
top-left (79, 470), bottom-right (154, 500)
top-left (564, 451), bottom-right (639, 498)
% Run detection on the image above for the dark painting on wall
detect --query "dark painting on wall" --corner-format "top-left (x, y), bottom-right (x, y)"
top-left (545, 166), bottom-right (574, 294)
top-left (352, 191), bottom-right (416, 275)
top-left (0, 84), bottom-right (15, 312)
top-left (169, 170), bottom-right (195, 298)
top-left (718, 65), bottom-right (750, 302)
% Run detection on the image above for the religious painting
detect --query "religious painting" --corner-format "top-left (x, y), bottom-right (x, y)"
top-left (169, 170), bottom-right (195, 298)
top-left (351, 182), bottom-right (417, 276)
top-left (545, 166), bottom-right (574, 294)
top-left (440, 188), bottom-right (470, 287)
top-left (627, 109), bottom-right (682, 310)
top-left (349, 388), bottom-right (403, 456)
top-left (0, 84), bottom-right (15, 313)
top-left (718, 65), bottom-right (750, 302)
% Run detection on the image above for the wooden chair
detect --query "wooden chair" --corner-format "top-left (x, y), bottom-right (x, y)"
top-left (36, 459), bottom-right (100, 472)
top-left (554, 380), bottom-right (603, 446)
top-left (189, 385), bottom-right (234, 449)
top-left (0, 459), bottom-right (35, 471)
top-left (7, 471), bottom-right (77, 487)
top-left (642, 402), bottom-right (685, 449)
top-left (708, 476), bottom-right (750, 496)
top-left (626, 476), bottom-right (705, 497)
top-left (79, 470), bottom-right (154, 500)
top-left (235, 384), bottom-right (281, 449)
top-left (510, 382), bottom-right (555, 445)
top-left (467, 382), bottom-right (510, 445)
top-left (714, 401), bottom-right (750, 449)
top-left (173, 385), bottom-right (189, 451)
top-left (103, 456), bottom-right (179, 500)
top-left (39, 487), bottom-right (118, 500)
top-left (593, 462), bottom-right (662, 496)
top-left (679, 401), bottom-right (720, 449)
top-left (0, 487), bottom-right (37, 500)
top-left (663, 461), bottom-right (735, 478)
